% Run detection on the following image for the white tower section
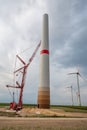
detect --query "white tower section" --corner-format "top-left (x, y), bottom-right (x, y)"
top-left (37, 14), bottom-right (50, 108)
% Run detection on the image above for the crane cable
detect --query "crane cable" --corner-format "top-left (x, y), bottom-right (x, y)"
top-left (13, 56), bottom-right (17, 86)
top-left (7, 87), bottom-right (13, 98)
top-left (14, 55), bottom-right (19, 102)
top-left (17, 44), bottom-right (35, 55)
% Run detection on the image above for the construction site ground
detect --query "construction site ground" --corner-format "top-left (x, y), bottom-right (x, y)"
top-left (18, 107), bottom-right (87, 118)
top-left (0, 107), bottom-right (87, 129)
top-left (1, 107), bottom-right (87, 118)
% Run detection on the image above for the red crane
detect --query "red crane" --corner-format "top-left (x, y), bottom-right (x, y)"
top-left (6, 42), bottom-right (41, 110)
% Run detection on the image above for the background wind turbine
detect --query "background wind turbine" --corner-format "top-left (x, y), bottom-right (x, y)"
top-left (68, 71), bottom-right (81, 106)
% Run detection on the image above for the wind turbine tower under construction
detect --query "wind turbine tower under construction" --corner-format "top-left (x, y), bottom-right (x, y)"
top-left (37, 14), bottom-right (50, 108)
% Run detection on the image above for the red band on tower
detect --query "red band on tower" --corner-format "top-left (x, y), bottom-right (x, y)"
top-left (40, 49), bottom-right (49, 54)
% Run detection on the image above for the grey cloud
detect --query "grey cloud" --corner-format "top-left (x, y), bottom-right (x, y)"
top-left (49, 0), bottom-right (87, 68)
top-left (72, 0), bottom-right (87, 15)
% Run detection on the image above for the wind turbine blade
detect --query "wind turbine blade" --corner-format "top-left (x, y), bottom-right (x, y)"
top-left (79, 73), bottom-right (87, 83)
top-left (78, 73), bottom-right (81, 77)
top-left (66, 86), bottom-right (70, 88)
top-left (68, 72), bottom-right (77, 75)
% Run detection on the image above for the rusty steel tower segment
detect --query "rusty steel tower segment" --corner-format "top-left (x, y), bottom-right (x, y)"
top-left (37, 14), bottom-right (50, 108)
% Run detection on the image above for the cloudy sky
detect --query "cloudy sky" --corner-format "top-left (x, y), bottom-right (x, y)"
top-left (0, 0), bottom-right (87, 106)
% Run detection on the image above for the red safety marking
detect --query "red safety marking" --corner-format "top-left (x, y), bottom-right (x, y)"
top-left (40, 49), bottom-right (49, 54)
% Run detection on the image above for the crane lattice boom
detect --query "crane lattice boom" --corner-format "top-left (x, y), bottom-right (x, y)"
top-left (6, 41), bottom-right (41, 110)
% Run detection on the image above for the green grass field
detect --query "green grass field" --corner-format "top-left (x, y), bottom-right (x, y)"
top-left (51, 105), bottom-right (87, 113)
top-left (0, 103), bottom-right (87, 112)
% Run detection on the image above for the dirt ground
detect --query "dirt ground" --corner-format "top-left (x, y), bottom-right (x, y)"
top-left (18, 108), bottom-right (87, 118)
top-left (0, 117), bottom-right (87, 130)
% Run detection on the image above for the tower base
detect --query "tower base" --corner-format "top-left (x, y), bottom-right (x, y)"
top-left (37, 87), bottom-right (50, 109)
